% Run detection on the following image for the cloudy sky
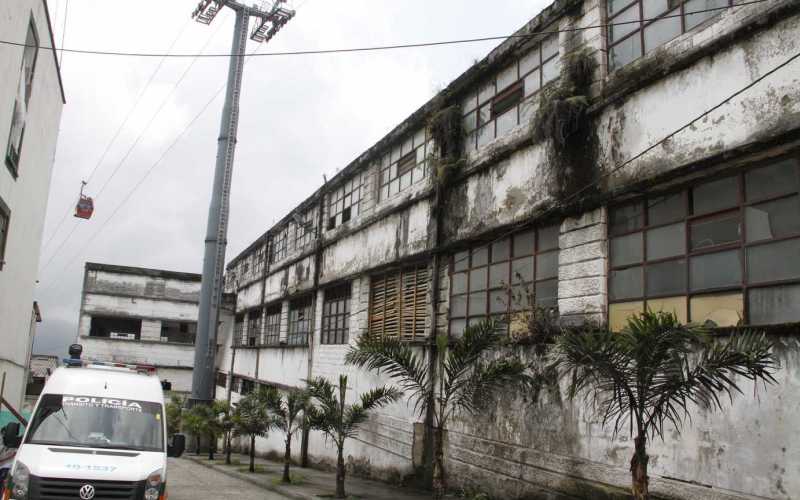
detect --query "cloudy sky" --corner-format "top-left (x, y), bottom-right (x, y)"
top-left (33, 0), bottom-right (550, 356)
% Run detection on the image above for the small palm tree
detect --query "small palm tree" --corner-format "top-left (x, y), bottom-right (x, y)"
top-left (212, 400), bottom-right (234, 464)
top-left (233, 389), bottom-right (276, 472)
top-left (346, 319), bottom-right (529, 499)
top-left (183, 403), bottom-right (224, 460)
top-left (306, 375), bottom-right (402, 498)
top-left (554, 310), bottom-right (777, 500)
top-left (180, 405), bottom-right (206, 455)
top-left (165, 395), bottom-right (184, 438)
top-left (264, 386), bottom-right (311, 483)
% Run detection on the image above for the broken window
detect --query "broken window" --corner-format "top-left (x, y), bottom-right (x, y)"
top-left (233, 316), bottom-right (245, 346)
top-left (607, 0), bottom-right (732, 71)
top-left (270, 226), bottom-right (288, 263)
top-left (0, 196), bottom-right (9, 271)
top-left (609, 157), bottom-right (800, 330)
top-left (321, 283), bottom-right (351, 344)
top-left (215, 371), bottom-right (227, 389)
top-left (262, 303), bottom-right (281, 345)
top-left (294, 208), bottom-right (317, 250)
top-left (379, 128), bottom-right (430, 201)
top-left (327, 174), bottom-right (362, 230)
top-left (5, 19), bottom-right (38, 176)
top-left (369, 264), bottom-right (429, 340)
top-left (247, 310), bottom-right (262, 346)
top-left (449, 225), bottom-right (560, 337)
top-left (463, 34), bottom-right (559, 151)
top-left (287, 296), bottom-right (313, 345)
top-left (160, 321), bottom-right (197, 344)
top-left (89, 316), bottom-right (142, 340)
top-left (241, 378), bottom-right (256, 395)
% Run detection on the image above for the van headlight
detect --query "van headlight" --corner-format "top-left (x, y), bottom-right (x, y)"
top-left (144, 468), bottom-right (163, 500)
top-left (9, 461), bottom-right (30, 500)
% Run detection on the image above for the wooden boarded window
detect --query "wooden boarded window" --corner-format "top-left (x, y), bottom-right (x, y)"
top-left (369, 264), bottom-right (429, 340)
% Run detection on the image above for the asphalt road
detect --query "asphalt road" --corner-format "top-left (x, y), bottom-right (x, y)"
top-left (167, 457), bottom-right (291, 500)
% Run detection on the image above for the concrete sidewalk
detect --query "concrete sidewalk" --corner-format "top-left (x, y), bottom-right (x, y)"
top-left (185, 453), bottom-right (432, 500)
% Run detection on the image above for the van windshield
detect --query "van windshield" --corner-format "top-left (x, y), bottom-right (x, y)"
top-left (26, 394), bottom-right (164, 452)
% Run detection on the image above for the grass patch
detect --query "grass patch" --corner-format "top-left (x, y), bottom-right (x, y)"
top-left (213, 459), bottom-right (241, 466)
top-left (237, 465), bottom-right (268, 474)
top-left (271, 473), bottom-right (306, 486)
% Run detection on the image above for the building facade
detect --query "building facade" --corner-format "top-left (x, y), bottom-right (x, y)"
top-left (0, 0), bottom-right (65, 410)
top-left (217, 0), bottom-right (800, 498)
top-left (77, 263), bottom-right (205, 394)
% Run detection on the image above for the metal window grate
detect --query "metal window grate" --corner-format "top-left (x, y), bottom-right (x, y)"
top-left (321, 283), bottom-right (352, 344)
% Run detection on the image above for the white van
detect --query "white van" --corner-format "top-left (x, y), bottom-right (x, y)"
top-left (1, 345), bottom-right (185, 500)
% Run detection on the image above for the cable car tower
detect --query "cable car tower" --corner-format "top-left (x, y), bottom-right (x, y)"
top-left (189, 0), bottom-right (295, 405)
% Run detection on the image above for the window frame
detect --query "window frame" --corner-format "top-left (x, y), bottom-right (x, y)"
top-left (0, 196), bottom-right (10, 271)
top-left (608, 156), bottom-right (800, 326)
top-left (368, 264), bottom-right (429, 341)
top-left (606, 0), bottom-right (734, 71)
top-left (327, 174), bottom-right (362, 230)
top-left (379, 129), bottom-right (430, 201)
top-left (261, 303), bottom-right (282, 346)
top-left (448, 225), bottom-right (560, 337)
top-left (6, 18), bottom-right (39, 176)
top-left (270, 227), bottom-right (288, 263)
top-left (287, 295), bottom-right (313, 346)
top-left (233, 316), bottom-right (245, 346)
top-left (294, 209), bottom-right (317, 250)
top-left (321, 283), bottom-right (352, 345)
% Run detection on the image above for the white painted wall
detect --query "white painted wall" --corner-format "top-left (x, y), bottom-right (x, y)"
top-left (0, 0), bottom-right (64, 409)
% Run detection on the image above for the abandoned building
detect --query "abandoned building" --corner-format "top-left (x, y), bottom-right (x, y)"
top-left (76, 262), bottom-right (227, 394)
top-left (214, 0), bottom-right (800, 497)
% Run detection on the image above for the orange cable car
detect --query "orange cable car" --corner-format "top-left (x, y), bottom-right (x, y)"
top-left (74, 181), bottom-right (94, 220)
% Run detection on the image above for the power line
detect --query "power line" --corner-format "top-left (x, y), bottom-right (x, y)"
top-left (39, 19), bottom-right (193, 258)
top-left (59, 0), bottom-right (68, 63)
top-left (2, 1), bottom-right (771, 59)
top-left (448, 47), bottom-right (800, 270)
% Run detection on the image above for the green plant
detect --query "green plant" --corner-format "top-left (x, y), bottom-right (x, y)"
top-left (264, 386), bottom-right (311, 483)
top-left (182, 403), bottom-right (225, 460)
top-left (428, 104), bottom-right (466, 189)
top-left (180, 404), bottom-right (206, 456)
top-left (346, 319), bottom-right (530, 500)
top-left (214, 400), bottom-right (235, 465)
top-left (233, 389), bottom-right (277, 473)
top-left (306, 375), bottom-right (402, 499)
top-left (165, 395), bottom-right (184, 438)
top-left (554, 310), bottom-right (777, 500)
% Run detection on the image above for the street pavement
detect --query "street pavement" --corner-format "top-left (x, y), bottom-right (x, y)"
top-left (168, 457), bottom-right (291, 500)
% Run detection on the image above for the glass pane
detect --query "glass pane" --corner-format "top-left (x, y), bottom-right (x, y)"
top-left (454, 251), bottom-right (469, 272)
top-left (611, 232), bottom-right (643, 267)
top-left (745, 159), bottom-right (799, 202)
top-left (519, 48), bottom-right (540, 76)
top-left (685, 0), bottom-right (727, 30)
top-left (643, 0), bottom-right (673, 18)
top-left (536, 251), bottom-right (558, 280)
top-left (496, 107), bottom-right (518, 137)
top-left (535, 279), bottom-right (558, 307)
top-left (450, 294), bottom-right (467, 318)
top-left (524, 69), bottom-right (541, 96)
top-left (451, 272), bottom-right (467, 294)
top-left (478, 103), bottom-right (492, 126)
top-left (690, 250), bottom-right (741, 291)
top-left (610, 202), bottom-right (645, 235)
top-left (749, 284), bottom-right (800, 325)
top-left (538, 224), bottom-right (560, 251)
top-left (690, 213), bottom-right (741, 250)
top-left (689, 292), bottom-right (743, 327)
top-left (610, 34), bottom-right (643, 70)
top-left (647, 296), bottom-right (688, 323)
top-left (692, 176), bottom-right (738, 215)
top-left (461, 93), bottom-right (477, 113)
top-left (609, 301), bottom-right (644, 332)
top-left (468, 292), bottom-right (487, 316)
top-left (747, 239), bottom-right (800, 284)
top-left (489, 263), bottom-right (509, 289)
top-left (542, 35), bottom-right (559, 60)
top-left (609, 4), bottom-right (640, 42)
top-left (541, 57), bottom-right (561, 85)
top-left (511, 257), bottom-right (535, 284)
top-left (489, 289), bottom-right (509, 313)
top-left (472, 247), bottom-right (489, 267)
top-left (610, 266), bottom-right (643, 300)
top-left (648, 193), bottom-right (685, 226)
top-left (646, 259), bottom-right (686, 296)
top-left (491, 239), bottom-right (511, 262)
top-left (469, 268), bottom-right (488, 291)
top-left (513, 229), bottom-right (536, 257)
top-left (450, 319), bottom-right (466, 337)
top-left (477, 123), bottom-right (494, 148)
top-left (463, 111), bottom-right (477, 133)
top-left (478, 80), bottom-right (495, 104)
top-left (646, 223), bottom-right (685, 260)
top-left (643, 10), bottom-right (681, 53)
top-left (745, 196), bottom-right (800, 242)
top-left (497, 63), bottom-right (518, 92)
top-left (609, 0), bottom-right (636, 15)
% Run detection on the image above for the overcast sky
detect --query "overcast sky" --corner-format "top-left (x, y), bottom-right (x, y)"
top-left (33, 0), bottom-right (550, 356)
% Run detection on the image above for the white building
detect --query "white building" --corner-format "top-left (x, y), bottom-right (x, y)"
top-left (0, 0), bottom-right (65, 411)
top-left (218, 0), bottom-right (800, 498)
top-left (77, 263), bottom-right (206, 394)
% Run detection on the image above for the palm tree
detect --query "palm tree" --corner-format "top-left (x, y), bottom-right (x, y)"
top-left (306, 375), bottom-right (402, 498)
top-left (180, 405), bottom-right (206, 456)
top-left (216, 400), bottom-right (235, 465)
top-left (165, 395), bottom-right (184, 438)
top-left (264, 387), bottom-right (311, 483)
top-left (345, 319), bottom-right (529, 499)
top-left (232, 389), bottom-right (276, 472)
top-left (183, 403), bottom-right (224, 460)
top-left (553, 310), bottom-right (777, 500)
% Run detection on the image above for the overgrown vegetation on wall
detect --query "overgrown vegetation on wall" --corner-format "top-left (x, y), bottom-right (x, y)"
top-left (428, 105), bottom-right (466, 189)
top-left (532, 48), bottom-right (598, 201)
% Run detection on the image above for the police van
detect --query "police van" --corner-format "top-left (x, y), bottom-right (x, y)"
top-left (1, 345), bottom-right (185, 500)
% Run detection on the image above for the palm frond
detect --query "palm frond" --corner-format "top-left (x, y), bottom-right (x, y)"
top-left (447, 357), bottom-right (528, 421)
top-left (442, 320), bottom-right (505, 410)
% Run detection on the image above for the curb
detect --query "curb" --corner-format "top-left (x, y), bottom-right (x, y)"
top-left (184, 456), bottom-right (314, 500)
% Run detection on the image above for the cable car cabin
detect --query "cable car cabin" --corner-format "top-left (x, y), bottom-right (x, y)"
top-left (74, 195), bottom-right (94, 219)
